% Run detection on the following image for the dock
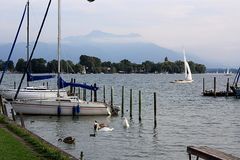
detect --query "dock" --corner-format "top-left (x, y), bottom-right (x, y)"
top-left (187, 146), bottom-right (240, 160)
top-left (203, 90), bottom-right (235, 97)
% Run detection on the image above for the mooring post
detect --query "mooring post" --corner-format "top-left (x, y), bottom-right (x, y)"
top-left (80, 151), bottom-right (84, 160)
top-left (83, 84), bottom-right (86, 101)
top-left (111, 86), bottom-right (114, 106)
top-left (20, 113), bottom-right (25, 128)
top-left (70, 78), bottom-right (73, 94)
top-left (78, 88), bottom-right (81, 99)
top-left (11, 108), bottom-right (16, 121)
top-left (14, 81), bottom-right (16, 89)
top-left (90, 86), bottom-right (93, 102)
top-left (154, 92), bottom-right (157, 128)
top-left (226, 78), bottom-right (229, 97)
top-left (139, 90), bottom-right (142, 122)
top-left (121, 86), bottom-right (124, 117)
top-left (214, 77), bottom-right (216, 97)
top-left (94, 83), bottom-right (97, 102)
top-left (130, 89), bottom-right (133, 119)
top-left (43, 82), bottom-right (45, 86)
top-left (73, 79), bottom-right (76, 95)
top-left (103, 85), bottom-right (106, 103)
top-left (47, 82), bottom-right (49, 89)
top-left (203, 78), bottom-right (205, 94)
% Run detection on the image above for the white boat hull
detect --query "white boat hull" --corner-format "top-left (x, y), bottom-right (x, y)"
top-left (172, 80), bottom-right (193, 84)
top-left (0, 88), bottom-right (67, 100)
top-left (11, 98), bottom-right (110, 116)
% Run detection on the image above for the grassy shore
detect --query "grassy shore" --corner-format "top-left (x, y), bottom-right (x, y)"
top-left (0, 114), bottom-right (77, 160)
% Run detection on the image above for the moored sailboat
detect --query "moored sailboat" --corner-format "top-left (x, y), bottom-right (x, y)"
top-left (12, 0), bottom-right (118, 116)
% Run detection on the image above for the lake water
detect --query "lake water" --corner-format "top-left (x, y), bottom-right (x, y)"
top-left (3, 73), bottom-right (240, 160)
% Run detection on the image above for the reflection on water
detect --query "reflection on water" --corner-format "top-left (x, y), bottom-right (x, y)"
top-left (3, 73), bottom-right (240, 160)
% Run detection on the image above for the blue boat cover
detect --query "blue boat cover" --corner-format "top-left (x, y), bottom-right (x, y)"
top-left (27, 72), bottom-right (55, 82)
top-left (58, 76), bottom-right (98, 91)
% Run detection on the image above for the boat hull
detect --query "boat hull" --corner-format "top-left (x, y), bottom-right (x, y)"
top-left (172, 80), bottom-right (193, 84)
top-left (11, 100), bottom-right (110, 116)
top-left (0, 88), bottom-right (67, 100)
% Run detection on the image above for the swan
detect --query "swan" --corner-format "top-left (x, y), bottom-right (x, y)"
top-left (122, 117), bottom-right (129, 128)
top-left (94, 121), bottom-right (114, 132)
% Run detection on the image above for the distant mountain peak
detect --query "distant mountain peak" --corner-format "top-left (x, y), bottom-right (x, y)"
top-left (85, 30), bottom-right (141, 38)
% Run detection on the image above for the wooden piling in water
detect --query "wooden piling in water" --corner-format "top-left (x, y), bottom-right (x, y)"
top-left (83, 85), bottom-right (86, 101)
top-left (121, 86), bottom-right (124, 117)
top-left (78, 88), bottom-right (81, 99)
top-left (47, 82), bottom-right (49, 89)
top-left (73, 79), bottom-right (76, 95)
top-left (11, 108), bottom-right (16, 121)
top-left (93, 83), bottom-right (97, 102)
top-left (111, 86), bottom-right (114, 106)
top-left (226, 78), bottom-right (229, 97)
top-left (130, 89), bottom-right (133, 119)
top-left (90, 87), bottom-right (93, 102)
top-left (70, 78), bottom-right (73, 94)
top-left (80, 151), bottom-right (84, 160)
top-left (202, 78), bottom-right (205, 93)
top-left (14, 81), bottom-right (16, 89)
top-left (20, 113), bottom-right (25, 128)
top-left (154, 92), bottom-right (157, 128)
top-left (214, 77), bottom-right (216, 97)
top-left (103, 85), bottom-right (106, 103)
top-left (139, 90), bottom-right (142, 122)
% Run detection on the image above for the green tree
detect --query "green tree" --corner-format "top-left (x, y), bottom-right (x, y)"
top-left (30, 58), bottom-right (47, 73)
top-left (15, 58), bottom-right (26, 73)
top-left (47, 60), bottom-right (58, 73)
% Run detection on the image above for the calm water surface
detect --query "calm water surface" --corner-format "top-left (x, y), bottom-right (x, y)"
top-left (3, 73), bottom-right (240, 160)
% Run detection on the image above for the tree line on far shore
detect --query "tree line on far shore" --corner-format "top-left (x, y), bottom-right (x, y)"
top-left (0, 55), bottom-right (206, 74)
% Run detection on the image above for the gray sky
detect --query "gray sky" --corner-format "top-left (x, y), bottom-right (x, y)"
top-left (0, 0), bottom-right (240, 67)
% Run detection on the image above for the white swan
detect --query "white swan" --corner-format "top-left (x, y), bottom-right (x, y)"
top-left (94, 121), bottom-right (114, 132)
top-left (122, 117), bottom-right (129, 128)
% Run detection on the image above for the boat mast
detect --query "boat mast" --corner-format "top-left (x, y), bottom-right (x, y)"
top-left (57, 0), bottom-right (61, 97)
top-left (27, 0), bottom-right (30, 87)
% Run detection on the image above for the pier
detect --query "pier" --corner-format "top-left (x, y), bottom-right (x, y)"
top-left (187, 146), bottom-right (240, 160)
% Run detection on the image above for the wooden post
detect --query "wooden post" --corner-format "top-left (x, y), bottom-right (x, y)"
top-left (226, 78), bottom-right (229, 97)
top-left (121, 86), bottom-right (124, 117)
top-left (154, 92), bottom-right (157, 128)
top-left (11, 109), bottom-right (16, 121)
top-left (80, 151), bottom-right (84, 160)
top-left (47, 82), bottom-right (49, 89)
top-left (103, 85), bottom-right (106, 103)
top-left (93, 83), bottom-right (97, 102)
top-left (130, 89), bottom-right (132, 119)
top-left (14, 81), bottom-right (16, 89)
top-left (20, 113), bottom-right (25, 128)
top-left (43, 82), bottom-right (45, 86)
top-left (111, 86), bottom-right (113, 106)
top-left (188, 153), bottom-right (192, 160)
top-left (202, 78), bottom-right (205, 94)
top-left (73, 79), bottom-right (76, 95)
top-left (83, 84), bottom-right (86, 101)
top-left (70, 78), bottom-right (73, 94)
top-left (214, 77), bottom-right (216, 97)
top-left (139, 90), bottom-right (142, 122)
top-left (78, 88), bottom-right (81, 99)
top-left (90, 86), bottom-right (93, 102)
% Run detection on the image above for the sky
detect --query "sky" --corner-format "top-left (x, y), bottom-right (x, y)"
top-left (0, 0), bottom-right (240, 67)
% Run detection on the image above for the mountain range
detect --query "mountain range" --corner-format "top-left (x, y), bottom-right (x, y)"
top-left (0, 30), bottom-right (203, 64)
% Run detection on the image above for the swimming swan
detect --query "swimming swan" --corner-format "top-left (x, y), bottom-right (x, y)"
top-left (94, 121), bottom-right (114, 132)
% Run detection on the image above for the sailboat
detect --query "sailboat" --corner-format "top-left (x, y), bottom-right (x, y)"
top-left (0, 1), bottom-right (67, 100)
top-left (12, 0), bottom-right (118, 116)
top-left (224, 68), bottom-right (232, 76)
top-left (173, 48), bottom-right (193, 83)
